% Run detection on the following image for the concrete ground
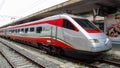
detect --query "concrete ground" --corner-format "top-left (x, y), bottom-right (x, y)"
top-left (112, 44), bottom-right (120, 51)
top-left (107, 43), bottom-right (120, 57)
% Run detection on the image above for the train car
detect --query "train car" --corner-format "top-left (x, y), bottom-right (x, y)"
top-left (0, 14), bottom-right (112, 57)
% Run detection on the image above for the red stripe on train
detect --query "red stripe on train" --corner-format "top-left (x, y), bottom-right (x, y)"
top-left (86, 29), bottom-right (102, 33)
top-left (7, 35), bottom-right (75, 50)
top-left (10, 19), bottom-right (63, 28)
top-left (4, 18), bottom-right (79, 32)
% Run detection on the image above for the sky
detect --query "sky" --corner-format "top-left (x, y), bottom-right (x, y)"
top-left (0, 0), bottom-right (68, 27)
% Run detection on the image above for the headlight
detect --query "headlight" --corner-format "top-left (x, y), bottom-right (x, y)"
top-left (105, 38), bottom-right (109, 44)
top-left (90, 39), bottom-right (99, 43)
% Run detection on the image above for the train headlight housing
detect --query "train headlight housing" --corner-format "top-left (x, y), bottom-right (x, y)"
top-left (105, 38), bottom-right (109, 44)
top-left (90, 39), bottom-right (99, 43)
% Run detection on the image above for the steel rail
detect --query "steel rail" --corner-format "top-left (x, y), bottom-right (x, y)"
top-left (0, 41), bottom-right (44, 68)
top-left (98, 59), bottom-right (120, 67)
top-left (0, 50), bottom-right (14, 68)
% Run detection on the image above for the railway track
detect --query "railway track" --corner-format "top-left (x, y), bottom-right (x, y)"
top-left (83, 54), bottom-right (120, 68)
top-left (48, 47), bottom-right (120, 68)
top-left (0, 52), bottom-right (11, 68)
top-left (56, 54), bottom-right (120, 68)
top-left (0, 38), bottom-right (120, 68)
top-left (0, 42), bottom-right (42, 68)
top-left (96, 57), bottom-right (120, 68)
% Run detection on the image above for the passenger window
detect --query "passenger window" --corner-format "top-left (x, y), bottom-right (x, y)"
top-left (25, 28), bottom-right (28, 33)
top-left (63, 19), bottom-right (75, 30)
top-left (36, 27), bottom-right (42, 33)
top-left (15, 29), bottom-right (17, 33)
top-left (13, 29), bottom-right (15, 33)
top-left (8, 30), bottom-right (10, 33)
top-left (21, 28), bottom-right (24, 32)
top-left (30, 27), bottom-right (34, 32)
top-left (9, 30), bottom-right (11, 33)
top-left (11, 30), bottom-right (13, 33)
top-left (18, 29), bottom-right (20, 33)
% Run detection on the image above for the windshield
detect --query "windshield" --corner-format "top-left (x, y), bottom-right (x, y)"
top-left (73, 18), bottom-right (98, 30)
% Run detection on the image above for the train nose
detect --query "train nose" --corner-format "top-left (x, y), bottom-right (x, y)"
top-left (90, 38), bottom-right (112, 52)
top-left (105, 38), bottom-right (112, 48)
top-left (105, 38), bottom-right (110, 46)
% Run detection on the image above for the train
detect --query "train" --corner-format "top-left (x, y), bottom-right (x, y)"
top-left (0, 14), bottom-right (112, 58)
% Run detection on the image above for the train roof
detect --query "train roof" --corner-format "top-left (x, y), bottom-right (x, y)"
top-left (0, 14), bottom-right (86, 30)
top-left (44, 13), bottom-right (85, 20)
top-left (33, 13), bottom-right (86, 23)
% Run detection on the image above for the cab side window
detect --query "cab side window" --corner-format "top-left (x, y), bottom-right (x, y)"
top-left (63, 19), bottom-right (75, 30)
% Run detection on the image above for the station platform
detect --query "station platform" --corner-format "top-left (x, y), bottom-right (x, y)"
top-left (107, 43), bottom-right (120, 58)
top-left (110, 35), bottom-right (120, 44)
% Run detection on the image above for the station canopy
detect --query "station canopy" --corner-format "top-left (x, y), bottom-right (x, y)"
top-left (2, 0), bottom-right (120, 27)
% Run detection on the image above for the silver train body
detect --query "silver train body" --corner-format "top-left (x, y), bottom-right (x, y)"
top-left (0, 14), bottom-right (112, 55)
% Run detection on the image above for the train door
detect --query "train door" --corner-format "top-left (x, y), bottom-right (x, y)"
top-left (50, 25), bottom-right (57, 45)
top-left (49, 19), bottom-right (65, 54)
top-left (50, 19), bottom-right (64, 46)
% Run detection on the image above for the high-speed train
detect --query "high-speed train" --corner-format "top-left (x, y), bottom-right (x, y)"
top-left (0, 14), bottom-right (112, 56)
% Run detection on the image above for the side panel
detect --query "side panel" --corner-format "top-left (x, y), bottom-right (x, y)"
top-left (88, 33), bottom-right (112, 52)
top-left (40, 24), bottom-right (52, 45)
top-left (56, 26), bottom-right (64, 46)
top-left (51, 19), bottom-right (64, 46)
top-left (62, 28), bottom-right (90, 50)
